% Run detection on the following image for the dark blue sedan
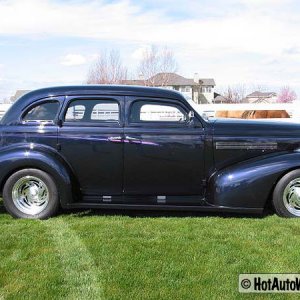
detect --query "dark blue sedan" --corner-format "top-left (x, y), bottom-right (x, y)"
top-left (1, 85), bottom-right (300, 218)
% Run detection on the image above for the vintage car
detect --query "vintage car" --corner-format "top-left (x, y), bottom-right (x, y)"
top-left (1, 85), bottom-right (300, 219)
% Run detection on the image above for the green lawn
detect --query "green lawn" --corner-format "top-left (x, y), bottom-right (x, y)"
top-left (1, 202), bottom-right (300, 300)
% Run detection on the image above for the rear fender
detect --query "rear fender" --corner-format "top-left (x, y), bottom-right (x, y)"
top-left (0, 144), bottom-right (79, 207)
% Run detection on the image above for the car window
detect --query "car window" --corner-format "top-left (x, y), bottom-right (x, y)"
top-left (130, 101), bottom-right (187, 123)
top-left (23, 101), bottom-right (60, 122)
top-left (64, 99), bottom-right (119, 123)
top-left (91, 103), bottom-right (119, 121)
top-left (65, 104), bottom-right (85, 121)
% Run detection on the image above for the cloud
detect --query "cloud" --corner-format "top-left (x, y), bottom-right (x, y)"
top-left (131, 45), bottom-right (152, 60)
top-left (0, 0), bottom-right (300, 96)
top-left (60, 54), bottom-right (87, 66)
top-left (0, 0), bottom-right (299, 57)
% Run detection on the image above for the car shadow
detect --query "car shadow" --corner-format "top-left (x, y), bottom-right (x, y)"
top-left (0, 200), bottom-right (274, 219)
top-left (62, 207), bottom-right (274, 219)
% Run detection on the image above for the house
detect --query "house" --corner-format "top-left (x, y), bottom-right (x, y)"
top-left (122, 73), bottom-right (216, 104)
top-left (245, 91), bottom-right (277, 103)
top-left (212, 93), bottom-right (233, 104)
top-left (9, 90), bottom-right (31, 103)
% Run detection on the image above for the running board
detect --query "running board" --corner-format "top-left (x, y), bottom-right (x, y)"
top-left (64, 202), bottom-right (263, 214)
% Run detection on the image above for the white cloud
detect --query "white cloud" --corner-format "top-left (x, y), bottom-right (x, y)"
top-left (0, 0), bottom-right (300, 95)
top-left (60, 54), bottom-right (87, 66)
top-left (131, 45), bottom-right (152, 60)
top-left (0, 0), bottom-right (299, 57)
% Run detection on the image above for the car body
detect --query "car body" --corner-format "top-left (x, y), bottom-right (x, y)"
top-left (1, 85), bottom-right (300, 218)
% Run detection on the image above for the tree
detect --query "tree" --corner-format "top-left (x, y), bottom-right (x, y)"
top-left (217, 84), bottom-right (247, 103)
top-left (87, 50), bottom-right (127, 84)
top-left (137, 46), bottom-right (177, 86)
top-left (277, 86), bottom-right (297, 103)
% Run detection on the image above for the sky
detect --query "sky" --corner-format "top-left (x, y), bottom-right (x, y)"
top-left (0, 0), bottom-right (300, 100)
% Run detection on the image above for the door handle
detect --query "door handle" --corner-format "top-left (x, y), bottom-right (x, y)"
top-left (125, 136), bottom-right (141, 143)
top-left (108, 136), bottom-right (123, 142)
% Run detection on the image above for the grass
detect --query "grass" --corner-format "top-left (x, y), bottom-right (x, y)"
top-left (1, 202), bottom-right (300, 300)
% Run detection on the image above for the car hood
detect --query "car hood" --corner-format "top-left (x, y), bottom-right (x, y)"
top-left (211, 118), bottom-right (300, 170)
top-left (213, 118), bottom-right (300, 137)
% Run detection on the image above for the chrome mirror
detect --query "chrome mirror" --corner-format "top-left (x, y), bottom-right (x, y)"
top-left (188, 111), bottom-right (194, 121)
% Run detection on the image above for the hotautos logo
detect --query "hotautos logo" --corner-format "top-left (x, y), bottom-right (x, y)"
top-left (239, 274), bottom-right (300, 293)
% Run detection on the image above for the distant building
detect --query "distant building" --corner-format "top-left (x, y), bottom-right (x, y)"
top-left (9, 90), bottom-right (31, 103)
top-left (245, 91), bottom-right (277, 103)
top-left (122, 73), bottom-right (216, 104)
top-left (212, 93), bottom-right (233, 104)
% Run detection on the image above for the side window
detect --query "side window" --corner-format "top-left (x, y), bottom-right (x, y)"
top-left (91, 103), bottom-right (119, 121)
top-left (130, 101), bottom-right (187, 123)
top-left (23, 101), bottom-right (60, 122)
top-left (64, 99), bottom-right (120, 123)
top-left (65, 104), bottom-right (85, 121)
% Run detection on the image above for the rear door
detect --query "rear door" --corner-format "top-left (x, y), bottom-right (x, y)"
top-left (123, 97), bottom-right (205, 202)
top-left (58, 96), bottom-right (124, 197)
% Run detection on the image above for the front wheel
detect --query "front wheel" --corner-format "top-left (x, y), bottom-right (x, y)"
top-left (273, 169), bottom-right (300, 217)
top-left (3, 169), bottom-right (59, 219)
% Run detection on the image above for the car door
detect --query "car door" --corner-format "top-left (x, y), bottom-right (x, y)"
top-left (58, 96), bottom-right (124, 197)
top-left (123, 96), bottom-right (205, 203)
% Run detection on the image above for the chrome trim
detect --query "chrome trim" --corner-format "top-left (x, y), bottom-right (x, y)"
top-left (216, 142), bottom-right (278, 150)
top-left (283, 178), bottom-right (300, 216)
top-left (12, 176), bottom-right (49, 215)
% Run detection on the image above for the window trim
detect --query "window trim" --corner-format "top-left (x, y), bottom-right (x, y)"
top-left (20, 99), bottom-right (61, 125)
top-left (128, 99), bottom-right (190, 127)
top-left (61, 96), bottom-right (123, 127)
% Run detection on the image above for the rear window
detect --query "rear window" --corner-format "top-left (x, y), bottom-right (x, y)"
top-left (23, 101), bottom-right (60, 122)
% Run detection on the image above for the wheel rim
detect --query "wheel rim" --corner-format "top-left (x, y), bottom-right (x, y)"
top-left (12, 176), bottom-right (49, 215)
top-left (283, 177), bottom-right (300, 216)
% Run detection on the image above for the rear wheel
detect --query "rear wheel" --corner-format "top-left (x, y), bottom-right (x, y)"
top-left (3, 169), bottom-right (59, 219)
top-left (273, 169), bottom-right (300, 217)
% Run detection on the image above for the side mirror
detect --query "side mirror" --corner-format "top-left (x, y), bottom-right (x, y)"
top-left (187, 111), bottom-right (195, 126)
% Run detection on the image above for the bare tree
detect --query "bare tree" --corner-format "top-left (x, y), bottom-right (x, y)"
top-left (137, 46), bottom-right (177, 86)
top-left (250, 84), bottom-right (268, 93)
top-left (277, 86), bottom-right (297, 103)
top-left (217, 84), bottom-right (247, 103)
top-left (87, 50), bottom-right (127, 84)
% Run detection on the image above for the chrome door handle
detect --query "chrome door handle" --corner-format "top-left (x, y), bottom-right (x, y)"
top-left (108, 136), bottom-right (122, 142)
top-left (125, 136), bottom-right (141, 143)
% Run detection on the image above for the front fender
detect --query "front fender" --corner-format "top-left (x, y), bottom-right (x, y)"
top-left (0, 145), bottom-right (79, 207)
top-left (207, 151), bottom-right (300, 209)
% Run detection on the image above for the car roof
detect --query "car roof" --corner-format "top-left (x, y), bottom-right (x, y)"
top-left (20, 85), bottom-right (185, 101)
top-left (1, 85), bottom-right (188, 125)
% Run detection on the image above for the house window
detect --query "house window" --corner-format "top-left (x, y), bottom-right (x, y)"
top-left (201, 86), bottom-right (212, 93)
top-left (181, 86), bottom-right (191, 93)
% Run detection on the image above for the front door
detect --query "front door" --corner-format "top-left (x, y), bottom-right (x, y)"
top-left (123, 97), bottom-right (205, 201)
top-left (58, 96), bottom-right (124, 196)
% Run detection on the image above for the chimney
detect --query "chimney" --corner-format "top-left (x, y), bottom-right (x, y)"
top-left (194, 73), bottom-right (199, 83)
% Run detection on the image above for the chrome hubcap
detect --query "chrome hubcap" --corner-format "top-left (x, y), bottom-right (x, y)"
top-left (12, 176), bottom-right (49, 215)
top-left (283, 178), bottom-right (300, 216)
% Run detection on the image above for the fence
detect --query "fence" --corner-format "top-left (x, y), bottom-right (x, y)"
top-left (192, 103), bottom-right (300, 121)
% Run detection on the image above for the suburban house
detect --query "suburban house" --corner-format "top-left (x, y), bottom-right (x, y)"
top-left (122, 73), bottom-right (216, 104)
top-left (245, 91), bottom-right (277, 103)
top-left (212, 93), bottom-right (233, 104)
